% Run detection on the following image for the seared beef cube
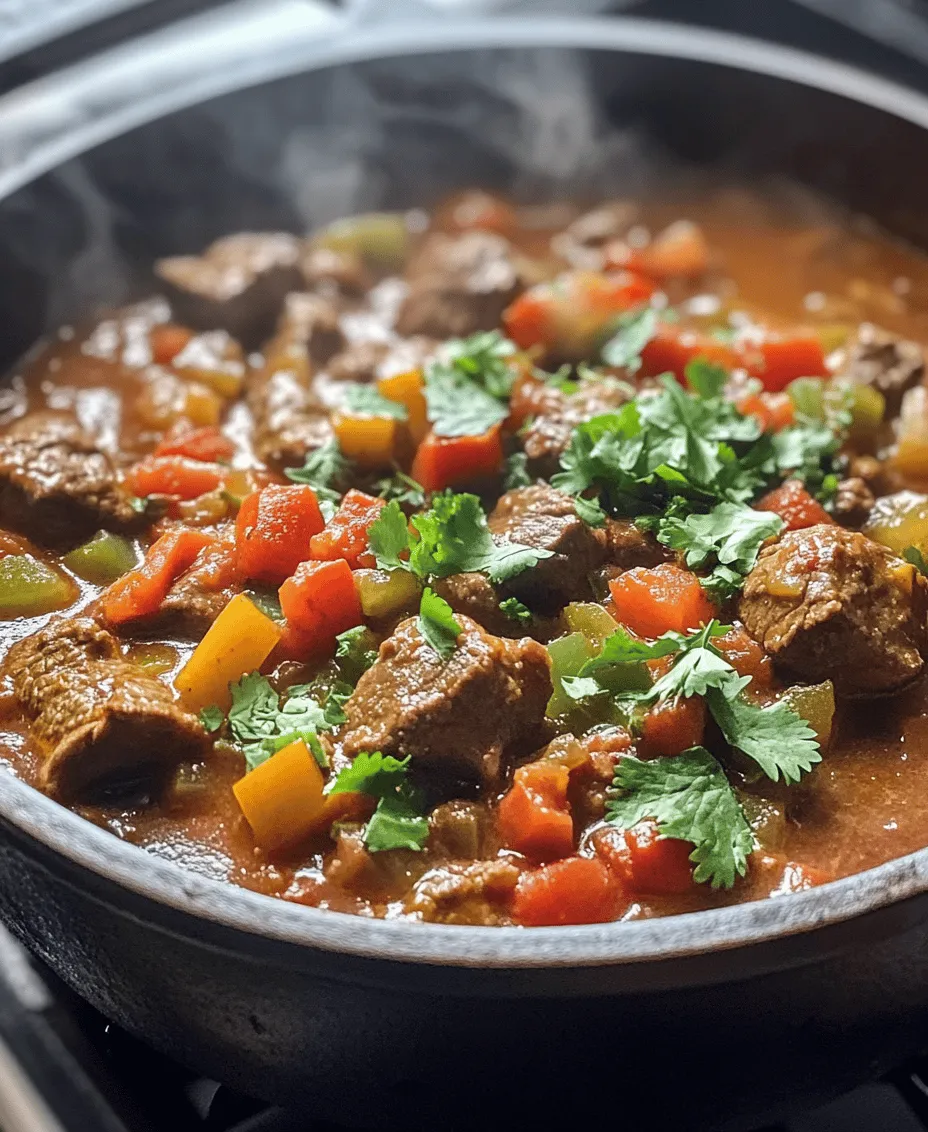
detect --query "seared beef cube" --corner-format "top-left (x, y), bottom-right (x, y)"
top-left (340, 614), bottom-right (551, 786)
top-left (249, 371), bottom-right (333, 470)
top-left (838, 323), bottom-right (925, 416)
top-left (7, 618), bottom-right (206, 801)
top-left (739, 525), bottom-right (928, 696)
top-left (326, 336), bottom-right (437, 384)
top-left (404, 858), bottom-right (520, 925)
top-left (301, 245), bottom-right (370, 297)
top-left (156, 233), bottom-right (303, 349)
top-left (276, 292), bottom-right (345, 365)
top-left (521, 377), bottom-right (630, 477)
top-left (0, 413), bottom-right (146, 549)
top-left (488, 484), bottom-right (606, 610)
top-left (431, 572), bottom-right (517, 638)
top-left (550, 201), bottom-right (639, 270)
top-left (603, 519), bottom-right (668, 571)
top-left (832, 477), bottom-right (876, 528)
top-left (395, 231), bottom-right (521, 339)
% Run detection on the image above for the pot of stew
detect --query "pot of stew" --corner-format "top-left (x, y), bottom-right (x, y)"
top-left (4, 3), bottom-right (928, 1128)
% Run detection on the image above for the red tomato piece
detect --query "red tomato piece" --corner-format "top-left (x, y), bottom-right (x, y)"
top-left (640, 323), bottom-right (740, 382)
top-left (126, 456), bottom-right (225, 501)
top-left (513, 857), bottom-right (626, 927)
top-left (411, 426), bottom-right (503, 493)
top-left (741, 335), bottom-right (828, 394)
top-left (638, 695), bottom-right (707, 759)
top-left (498, 761), bottom-right (574, 862)
top-left (755, 479), bottom-right (833, 532)
top-left (609, 563), bottom-right (716, 639)
top-left (595, 820), bottom-right (695, 896)
top-left (735, 391), bottom-right (796, 433)
top-left (310, 489), bottom-right (386, 569)
top-left (100, 528), bottom-right (213, 625)
top-left (149, 324), bottom-right (195, 366)
top-left (278, 559), bottom-right (363, 647)
top-left (714, 624), bottom-right (774, 690)
top-left (235, 484), bottom-right (325, 585)
top-left (154, 425), bottom-right (236, 463)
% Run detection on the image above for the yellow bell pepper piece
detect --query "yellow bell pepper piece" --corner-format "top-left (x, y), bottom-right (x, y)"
top-left (378, 369), bottom-right (428, 443)
top-left (233, 739), bottom-right (326, 852)
top-left (333, 411), bottom-right (397, 468)
top-left (174, 593), bottom-right (282, 713)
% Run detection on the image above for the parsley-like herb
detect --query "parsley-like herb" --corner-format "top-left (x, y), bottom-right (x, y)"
top-left (424, 331), bottom-right (518, 437)
top-left (223, 672), bottom-right (334, 772)
top-left (375, 470), bottom-right (427, 509)
top-left (607, 747), bottom-right (754, 889)
top-left (417, 587), bottom-right (462, 658)
top-left (601, 306), bottom-right (659, 372)
top-left (343, 385), bottom-right (408, 421)
top-left (499, 596), bottom-right (533, 625)
top-left (707, 690), bottom-right (821, 785)
top-left (574, 494), bottom-right (606, 528)
top-left (503, 451), bottom-right (532, 491)
top-left (285, 439), bottom-right (354, 509)
top-left (368, 500), bottom-right (411, 571)
top-left (905, 545), bottom-right (928, 576)
top-left (329, 752), bottom-right (429, 852)
top-left (335, 625), bottom-right (378, 681)
top-left (433, 331), bottom-right (519, 399)
top-left (199, 705), bottom-right (224, 733)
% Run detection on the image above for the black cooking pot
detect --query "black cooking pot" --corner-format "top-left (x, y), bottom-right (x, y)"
top-left (3, 7), bottom-right (928, 1129)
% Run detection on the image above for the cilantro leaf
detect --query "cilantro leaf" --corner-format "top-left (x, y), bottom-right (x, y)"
top-left (417, 587), bottom-right (462, 658)
top-left (707, 690), bottom-right (822, 785)
top-left (574, 494), bottom-right (606, 528)
top-left (225, 673), bottom-right (332, 772)
top-left (504, 451), bottom-right (532, 491)
top-left (329, 751), bottom-right (429, 852)
top-left (424, 370), bottom-right (508, 437)
top-left (199, 705), bottom-right (224, 733)
top-left (432, 330), bottom-right (519, 400)
top-left (375, 470), bottom-right (427, 509)
top-left (905, 545), bottom-right (928, 576)
top-left (500, 596), bottom-right (532, 625)
top-left (335, 625), bottom-right (378, 681)
top-left (601, 306), bottom-right (659, 372)
top-left (646, 623), bottom-right (742, 702)
top-left (344, 385), bottom-right (408, 421)
top-left (684, 358), bottom-right (728, 399)
top-left (606, 747), bottom-right (754, 889)
top-left (285, 439), bottom-right (353, 506)
top-left (368, 500), bottom-right (411, 571)
top-left (581, 625), bottom-right (687, 673)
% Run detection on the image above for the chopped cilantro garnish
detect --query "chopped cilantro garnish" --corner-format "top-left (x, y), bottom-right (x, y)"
top-left (503, 451), bottom-right (532, 491)
top-left (499, 596), bottom-right (533, 625)
top-left (222, 672), bottom-right (335, 772)
top-left (574, 494), bottom-right (606, 528)
top-left (424, 331), bottom-right (518, 437)
top-left (905, 545), bottom-right (928, 576)
top-left (375, 470), bottom-right (427, 508)
top-left (684, 357), bottom-right (728, 399)
top-left (329, 752), bottom-right (429, 852)
top-left (601, 306), bottom-right (659, 372)
top-left (433, 330), bottom-right (519, 399)
top-left (417, 587), bottom-right (462, 658)
top-left (198, 705), bottom-right (224, 733)
top-left (707, 689), bottom-right (821, 785)
top-left (285, 439), bottom-right (354, 509)
top-left (368, 500), bottom-right (411, 571)
top-left (335, 625), bottom-right (378, 681)
top-left (607, 747), bottom-right (754, 890)
top-left (343, 385), bottom-right (409, 421)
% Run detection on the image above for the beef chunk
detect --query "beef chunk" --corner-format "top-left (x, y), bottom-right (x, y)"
top-left (156, 233), bottom-right (303, 349)
top-left (340, 615), bottom-right (551, 786)
top-left (521, 377), bottom-right (630, 476)
top-left (0, 413), bottom-right (146, 549)
top-left (838, 323), bottom-right (925, 416)
top-left (301, 245), bottom-right (370, 297)
top-left (832, 476), bottom-right (876, 528)
top-left (431, 572), bottom-right (514, 637)
top-left (7, 618), bottom-right (206, 801)
top-left (403, 858), bottom-right (520, 925)
top-left (276, 292), bottom-right (345, 365)
top-left (739, 525), bottom-right (928, 696)
top-left (326, 336), bottom-right (437, 384)
top-left (602, 518), bottom-right (667, 571)
top-left (488, 484), bottom-right (606, 610)
top-left (550, 201), bottom-right (639, 270)
top-left (395, 231), bottom-right (521, 339)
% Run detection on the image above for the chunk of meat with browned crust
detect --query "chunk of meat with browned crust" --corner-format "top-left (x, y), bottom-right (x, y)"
top-left (739, 525), bottom-right (928, 697)
top-left (404, 858), bottom-right (521, 925)
top-left (300, 245), bottom-right (370, 297)
top-left (340, 615), bottom-right (552, 786)
top-left (431, 572), bottom-right (515, 637)
top-left (6, 618), bottom-right (206, 801)
top-left (550, 201), bottom-right (639, 271)
top-left (602, 518), bottom-right (668, 571)
top-left (832, 476), bottom-right (876, 529)
top-left (156, 233), bottom-right (304, 349)
top-left (275, 292), bottom-right (346, 365)
top-left (246, 345), bottom-right (334, 471)
top-left (0, 413), bottom-right (147, 549)
top-left (488, 483), bottom-right (606, 611)
top-left (396, 231), bottom-right (521, 339)
top-left (521, 377), bottom-right (631, 477)
top-left (837, 323), bottom-right (925, 416)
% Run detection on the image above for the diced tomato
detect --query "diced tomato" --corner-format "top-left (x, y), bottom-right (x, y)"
top-left (154, 424), bottom-right (236, 463)
top-left (100, 527), bottom-right (213, 624)
top-left (512, 857), bottom-right (626, 926)
top-left (235, 484), bottom-right (325, 585)
top-left (735, 391), bottom-right (795, 433)
top-left (278, 559), bottom-right (363, 648)
top-left (755, 479), bottom-right (833, 532)
top-left (595, 820), bottom-right (695, 896)
top-left (640, 323), bottom-right (740, 382)
top-left (310, 489), bottom-right (386, 569)
top-left (714, 624), bottom-right (774, 690)
top-left (149, 323), bottom-right (195, 366)
top-left (741, 335), bottom-right (828, 394)
top-left (126, 456), bottom-right (226, 501)
top-left (183, 535), bottom-right (238, 593)
top-left (411, 425), bottom-right (503, 493)
top-left (638, 695), bottom-right (706, 759)
top-left (498, 761), bottom-right (574, 862)
top-left (606, 220), bottom-right (709, 279)
top-left (503, 270), bottom-right (656, 359)
top-left (609, 563), bottom-right (716, 639)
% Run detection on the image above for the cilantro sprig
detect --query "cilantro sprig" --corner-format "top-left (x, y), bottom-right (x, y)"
top-left (344, 385), bottom-right (409, 421)
top-left (424, 331), bottom-right (519, 437)
top-left (329, 752), bottom-right (429, 852)
top-left (285, 439), bottom-right (354, 517)
top-left (417, 587), bottom-right (462, 658)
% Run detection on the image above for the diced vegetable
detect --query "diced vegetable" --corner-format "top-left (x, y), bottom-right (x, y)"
top-left (62, 532), bottom-right (138, 585)
top-left (127, 456), bottom-right (225, 500)
top-left (546, 631), bottom-right (595, 718)
top-left (755, 479), bottom-right (832, 532)
top-left (0, 555), bottom-right (76, 619)
top-left (171, 331), bottom-right (245, 399)
top-left (311, 212), bottom-right (410, 270)
top-left (332, 412), bottom-right (397, 468)
top-left (498, 761), bottom-right (574, 862)
top-left (607, 220), bottom-right (709, 279)
top-left (235, 484), bottom-right (325, 585)
top-left (309, 489), bottom-right (385, 569)
top-left (735, 391), bottom-right (795, 433)
top-left (154, 425), bottom-right (236, 463)
top-left (174, 593), bottom-right (282, 712)
top-left (743, 334), bottom-right (828, 393)
top-left (353, 567), bottom-right (420, 618)
top-left (638, 695), bottom-right (706, 759)
top-left (562, 601), bottom-right (619, 647)
top-left (779, 680), bottom-right (836, 751)
top-left (892, 386), bottom-right (928, 480)
top-left (101, 528), bottom-right (213, 624)
top-left (278, 559), bottom-right (363, 647)
top-left (378, 369), bottom-right (428, 443)
top-left (609, 564), bottom-right (716, 638)
top-left (410, 425), bottom-right (503, 493)
top-left (125, 642), bottom-right (178, 676)
top-left (737, 794), bottom-right (787, 854)
top-left (864, 490), bottom-right (928, 556)
top-left (714, 624), bottom-right (774, 689)
top-left (513, 856), bottom-right (625, 926)
top-left (233, 738), bottom-right (326, 852)
top-left (838, 382), bottom-right (885, 443)
top-left (595, 819), bottom-right (695, 895)
top-left (150, 323), bottom-right (195, 366)
top-left (503, 270), bottom-right (656, 360)
top-left (640, 324), bottom-right (740, 381)
top-left (787, 376), bottom-right (825, 419)
top-left (136, 371), bottom-right (223, 429)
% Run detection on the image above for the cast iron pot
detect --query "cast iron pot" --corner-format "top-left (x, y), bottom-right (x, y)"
top-left (3, 7), bottom-right (928, 1129)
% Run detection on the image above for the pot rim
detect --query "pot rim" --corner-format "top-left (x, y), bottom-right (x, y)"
top-left (4, 15), bottom-right (928, 968)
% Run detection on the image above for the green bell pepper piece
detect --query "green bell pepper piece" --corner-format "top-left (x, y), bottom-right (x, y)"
top-left (0, 555), bottom-right (76, 618)
top-left (63, 532), bottom-right (138, 585)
